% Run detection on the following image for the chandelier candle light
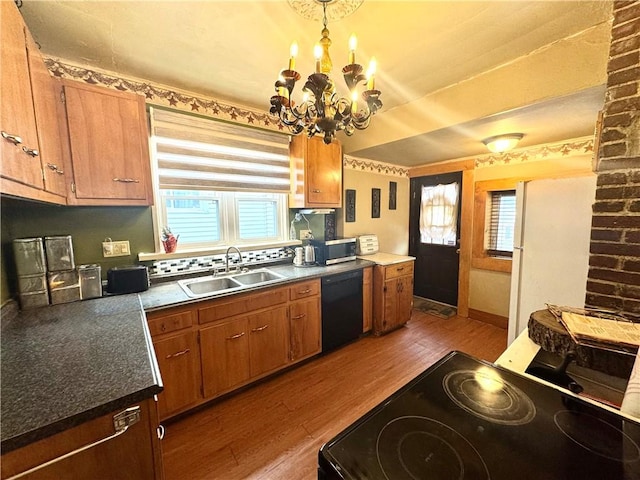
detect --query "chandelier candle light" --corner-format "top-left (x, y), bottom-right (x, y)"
top-left (270, 0), bottom-right (382, 144)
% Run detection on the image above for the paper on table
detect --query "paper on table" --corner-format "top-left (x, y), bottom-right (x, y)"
top-left (560, 311), bottom-right (640, 354)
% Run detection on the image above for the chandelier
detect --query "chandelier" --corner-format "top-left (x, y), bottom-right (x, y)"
top-left (269, 0), bottom-right (382, 144)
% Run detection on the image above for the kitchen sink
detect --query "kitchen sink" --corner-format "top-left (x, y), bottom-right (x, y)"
top-left (231, 269), bottom-right (285, 285)
top-left (178, 276), bottom-right (243, 297)
top-left (178, 268), bottom-right (285, 298)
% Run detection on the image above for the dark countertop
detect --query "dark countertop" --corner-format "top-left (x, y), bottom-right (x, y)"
top-left (1, 294), bottom-right (162, 453)
top-left (140, 259), bottom-right (375, 311)
top-left (1, 259), bottom-right (373, 453)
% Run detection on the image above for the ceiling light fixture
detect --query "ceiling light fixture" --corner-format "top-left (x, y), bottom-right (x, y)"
top-left (482, 133), bottom-right (524, 153)
top-left (269, 0), bottom-right (382, 145)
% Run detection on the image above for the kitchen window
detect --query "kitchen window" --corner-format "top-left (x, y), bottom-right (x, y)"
top-left (471, 179), bottom-right (518, 273)
top-left (486, 190), bottom-right (516, 257)
top-left (149, 107), bottom-right (290, 251)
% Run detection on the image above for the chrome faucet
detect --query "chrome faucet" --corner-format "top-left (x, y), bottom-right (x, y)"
top-left (225, 246), bottom-right (243, 274)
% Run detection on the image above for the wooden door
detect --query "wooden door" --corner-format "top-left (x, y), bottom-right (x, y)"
top-left (26, 31), bottom-right (67, 198)
top-left (396, 274), bottom-right (414, 326)
top-left (63, 81), bottom-right (150, 202)
top-left (0, 2), bottom-right (43, 189)
top-left (1, 399), bottom-right (161, 480)
top-left (306, 136), bottom-right (342, 205)
top-left (409, 171), bottom-right (462, 306)
top-left (153, 332), bottom-right (201, 418)
top-left (248, 306), bottom-right (289, 377)
top-left (362, 266), bottom-right (373, 332)
top-left (290, 297), bottom-right (321, 361)
top-left (200, 318), bottom-right (250, 398)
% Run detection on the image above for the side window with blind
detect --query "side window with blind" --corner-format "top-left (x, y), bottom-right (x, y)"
top-left (149, 107), bottom-right (290, 250)
top-left (486, 190), bottom-right (516, 257)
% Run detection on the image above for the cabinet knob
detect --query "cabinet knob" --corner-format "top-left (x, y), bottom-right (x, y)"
top-left (21, 146), bottom-right (39, 157)
top-left (113, 178), bottom-right (140, 183)
top-left (312, 189), bottom-right (322, 193)
top-left (46, 163), bottom-right (65, 175)
top-left (292, 313), bottom-right (306, 320)
top-left (1, 131), bottom-right (22, 145)
top-left (251, 324), bottom-right (269, 333)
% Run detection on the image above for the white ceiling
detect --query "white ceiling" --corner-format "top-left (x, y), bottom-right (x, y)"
top-left (18, 0), bottom-right (613, 166)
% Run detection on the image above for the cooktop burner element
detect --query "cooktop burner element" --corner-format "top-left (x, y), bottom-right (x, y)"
top-left (318, 351), bottom-right (640, 480)
top-left (376, 416), bottom-right (489, 480)
top-left (442, 367), bottom-right (536, 425)
top-left (554, 410), bottom-right (640, 463)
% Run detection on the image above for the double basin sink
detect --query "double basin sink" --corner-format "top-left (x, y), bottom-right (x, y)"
top-left (178, 268), bottom-right (286, 298)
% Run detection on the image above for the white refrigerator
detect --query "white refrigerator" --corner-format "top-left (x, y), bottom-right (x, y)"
top-left (507, 175), bottom-right (597, 344)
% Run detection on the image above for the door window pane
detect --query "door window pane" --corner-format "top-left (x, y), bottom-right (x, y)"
top-left (419, 182), bottom-right (459, 246)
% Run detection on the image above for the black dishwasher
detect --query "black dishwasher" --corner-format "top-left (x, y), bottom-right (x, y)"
top-left (321, 269), bottom-right (363, 352)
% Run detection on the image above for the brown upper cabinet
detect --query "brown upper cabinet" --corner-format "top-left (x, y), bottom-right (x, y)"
top-left (61, 80), bottom-right (153, 206)
top-left (289, 135), bottom-right (342, 208)
top-left (0, 1), bottom-right (66, 204)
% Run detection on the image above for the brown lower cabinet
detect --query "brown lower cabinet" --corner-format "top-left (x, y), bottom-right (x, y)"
top-left (373, 260), bottom-right (415, 335)
top-left (1, 398), bottom-right (163, 480)
top-left (147, 278), bottom-right (322, 421)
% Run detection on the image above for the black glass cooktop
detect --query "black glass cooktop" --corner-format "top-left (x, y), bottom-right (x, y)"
top-left (318, 351), bottom-right (640, 480)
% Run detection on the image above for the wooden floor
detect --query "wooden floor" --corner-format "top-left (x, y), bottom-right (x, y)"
top-left (161, 310), bottom-right (507, 480)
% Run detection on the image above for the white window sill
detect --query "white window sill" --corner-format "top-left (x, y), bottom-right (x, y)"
top-left (137, 240), bottom-right (302, 262)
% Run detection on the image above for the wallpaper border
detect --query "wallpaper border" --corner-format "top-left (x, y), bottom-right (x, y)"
top-left (343, 155), bottom-right (410, 177)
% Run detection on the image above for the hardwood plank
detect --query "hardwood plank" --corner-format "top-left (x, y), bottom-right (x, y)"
top-left (162, 309), bottom-right (507, 480)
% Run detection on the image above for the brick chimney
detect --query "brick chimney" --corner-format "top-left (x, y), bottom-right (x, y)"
top-left (586, 0), bottom-right (640, 320)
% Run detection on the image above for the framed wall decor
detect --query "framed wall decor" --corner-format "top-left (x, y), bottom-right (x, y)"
top-left (372, 188), bottom-right (381, 218)
top-left (389, 181), bottom-right (397, 210)
top-left (346, 189), bottom-right (356, 222)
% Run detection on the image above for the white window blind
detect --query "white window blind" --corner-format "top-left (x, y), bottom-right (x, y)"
top-left (487, 190), bottom-right (516, 257)
top-left (150, 107), bottom-right (290, 193)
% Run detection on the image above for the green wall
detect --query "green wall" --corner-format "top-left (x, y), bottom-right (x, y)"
top-left (1, 197), bottom-right (154, 303)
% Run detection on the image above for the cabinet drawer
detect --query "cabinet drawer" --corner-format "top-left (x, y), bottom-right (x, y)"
top-left (383, 261), bottom-right (414, 280)
top-left (147, 310), bottom-right (194, 336)
top-left (199, 286), bottom-right (288, 324)
top-left (289, 279), bottom-right (320, 300)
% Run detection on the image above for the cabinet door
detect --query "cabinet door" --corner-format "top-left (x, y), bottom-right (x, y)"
top-left (362, 267), bottom-right (373, 332)
top-left (63, 81), bottom-right (152, 204)
top-left (290, 297), bottom-right (321, 362)
top-left (0, 399), bottom-right (162, 480)
top-left (396, 274), bottom-right (414, 326)
top-left (306, 136), bottom-right (342, 206)
top-left (153, 331), bottom-right (201, 419)
top-left (200, 318), bottom-right (250, 398)
top-left (0, 2), bottom-right (43, 189)
top-left (248, 306), bottom-right (290, 377)
top-left (26, 31), bottom-right (67, 198)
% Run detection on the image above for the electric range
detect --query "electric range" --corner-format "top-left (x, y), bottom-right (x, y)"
top-left (318, 351), bottom-right (640, 479)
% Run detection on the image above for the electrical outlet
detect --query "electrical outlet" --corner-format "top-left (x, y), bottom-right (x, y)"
top-left (299, 229), bottom-right (313, 239)
top-left (102, 240), bottom-right (130, 257)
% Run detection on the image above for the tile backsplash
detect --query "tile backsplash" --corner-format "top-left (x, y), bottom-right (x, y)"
top-left (144, 247), bottom-right (292, 278)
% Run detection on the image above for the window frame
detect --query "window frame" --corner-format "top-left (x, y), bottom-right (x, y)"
top-left (155, 189), bottom-right (288, 251)
top-left (472, 179), bottom-right (517, 273)
top-left (146, 108), bottom-right (292, 257)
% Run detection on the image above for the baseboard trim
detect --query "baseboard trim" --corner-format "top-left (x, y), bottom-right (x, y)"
top-left (468, 308), bottom-right (508, 330)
